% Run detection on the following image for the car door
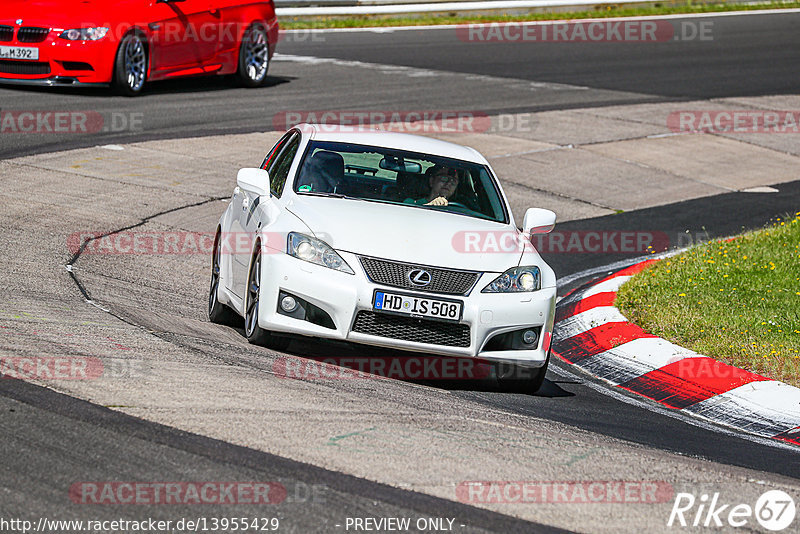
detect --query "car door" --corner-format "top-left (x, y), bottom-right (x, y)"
top-left (208, 0), bottom-right (241, 63)
top-left (148, 0), bottom-right (218, 75)
top-left (230, 131), bottom-right (300, 296)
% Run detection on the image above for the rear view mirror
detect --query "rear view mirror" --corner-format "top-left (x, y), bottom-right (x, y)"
top-left (522, 208), bottom-right (556, 234)
top-left (379, 156), bottom-right (422, 174)
top-left (237, 168), bottom-right (270, 197)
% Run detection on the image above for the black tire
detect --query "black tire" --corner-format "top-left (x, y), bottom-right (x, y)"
top-left (495, 350), bottom-right (550, 394)
top-left (113, 32), bottom-right (148, 96)
top-left (208, 230), bottom-right (240, 326)
top-left (236, 23), bottom-right (270, 88)
top-left (244, 247), bottom-right (291, 351)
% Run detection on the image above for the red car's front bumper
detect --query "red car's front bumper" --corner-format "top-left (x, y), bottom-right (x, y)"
top-left (0, 28), bottom-right (117, 86)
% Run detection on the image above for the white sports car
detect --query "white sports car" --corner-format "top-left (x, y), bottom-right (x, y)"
top-left (209, 125), bottom-right (557, 391)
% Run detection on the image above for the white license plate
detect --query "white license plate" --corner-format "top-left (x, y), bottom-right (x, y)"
top-left (374, 291), bottom-right (462, 322)
top-left (0, 46), bottom-right (39, 61)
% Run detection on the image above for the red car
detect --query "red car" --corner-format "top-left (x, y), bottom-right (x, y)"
top-left (0, 0), bottom-right (279, 95)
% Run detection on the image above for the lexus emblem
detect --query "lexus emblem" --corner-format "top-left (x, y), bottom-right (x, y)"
top-left (16, 19), bottom-right (23, 26)
top-left (407, 269), bottom-right (431, 287)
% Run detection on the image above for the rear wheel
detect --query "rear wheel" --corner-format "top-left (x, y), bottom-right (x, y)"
top-left (244, 248), bottom-right (291, 351)
top-left (237, 23), bottom-right (270, 88)
top-left (495, 351), bottom-right (550, 394)
top-left (113, 32), bottom-right (147, 96)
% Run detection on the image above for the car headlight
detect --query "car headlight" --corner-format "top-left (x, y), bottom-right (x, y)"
top-left (59, 27), bottom-right (109, 41)
top-left (287, 232), bottom-right (354, 274)
top-left (482, 266), bottom-right (541, 293)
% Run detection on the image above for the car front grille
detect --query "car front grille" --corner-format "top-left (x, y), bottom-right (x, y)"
top-left (0, 60), bottom-right (50, 75)
top-left (0, 26), bottom-right (13, 42)
top-left (352, 311), bottom-right (471, 347)
top-left (359, 256), bottom-right (481, 296)
top-left (17, 27), bottom-right (49, 43)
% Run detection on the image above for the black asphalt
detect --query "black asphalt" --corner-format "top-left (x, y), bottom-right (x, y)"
top-left (1, 11), bottom-right (799, 158)
top-left (279, 11), bottom-right (800, 99)
top-left (0, 379), bottom-right (562, 533)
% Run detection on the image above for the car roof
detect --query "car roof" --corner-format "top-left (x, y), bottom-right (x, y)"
top-left (297, 124), bottom-right (488, 164)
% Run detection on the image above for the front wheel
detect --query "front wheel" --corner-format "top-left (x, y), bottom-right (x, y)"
top-left (113, 32), bottom-right (148, 96)
top-left (236, 23), bottom-right (270, 88)
top-left (244, 249), bottom-right (291, 351)
top-left (208, 231), bottom-right (240, 326)
top-left (495, 351), bottom-right (550, 394)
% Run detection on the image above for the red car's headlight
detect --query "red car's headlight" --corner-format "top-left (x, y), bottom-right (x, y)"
top-left (59, 27), bottom-right (109, 41)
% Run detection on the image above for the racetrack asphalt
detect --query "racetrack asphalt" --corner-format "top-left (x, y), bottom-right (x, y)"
top-left (1, 11), bottom-right (799, 158)
top-left (1, 10), bottom-right (800, 533)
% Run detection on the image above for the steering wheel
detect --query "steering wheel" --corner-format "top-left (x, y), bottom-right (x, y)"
top-left (446, 201), bottom-right (468, 208)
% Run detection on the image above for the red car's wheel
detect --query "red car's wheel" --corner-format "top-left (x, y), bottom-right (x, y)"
top-left (113, 32), bottom-right (148, 96)
top-left (237, 23), bottom-right (270, 88)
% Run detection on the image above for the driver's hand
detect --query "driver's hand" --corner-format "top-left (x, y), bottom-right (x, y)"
top-left (425, 196), bottom-right (448, 206)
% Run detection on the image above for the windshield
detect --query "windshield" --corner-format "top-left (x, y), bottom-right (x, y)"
top-left (292, 141), bottom-right (508, 223)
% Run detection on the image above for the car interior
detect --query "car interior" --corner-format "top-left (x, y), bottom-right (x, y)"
top-left (293, 142), bottom-right (506, 223)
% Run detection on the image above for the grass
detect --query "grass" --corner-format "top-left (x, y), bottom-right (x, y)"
top-left (616, 212), bottom-right (800, 387)
top-left (280, 1), bottom-right (800, 29)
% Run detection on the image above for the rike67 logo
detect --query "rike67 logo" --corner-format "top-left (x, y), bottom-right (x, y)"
top-left (668, 490), bottom-right (795, 531)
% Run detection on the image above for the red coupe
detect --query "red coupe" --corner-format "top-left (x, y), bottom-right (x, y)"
top-left (0, 0), bottom-right (279, 95)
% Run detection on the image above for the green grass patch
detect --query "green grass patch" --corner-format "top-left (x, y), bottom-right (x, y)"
top-left (616, 213), bottom-right (800, 387)
top-left (281, 2), bottom-right (800, 29)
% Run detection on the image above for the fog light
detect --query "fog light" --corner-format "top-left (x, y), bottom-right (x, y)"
top-left (280, 295), bottom-right (298, 313)
top-left (522, 329), bottom-right (538, 345)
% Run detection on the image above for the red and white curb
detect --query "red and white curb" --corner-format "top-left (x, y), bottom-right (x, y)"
top-left (553, 259), bottom-right (800, 448)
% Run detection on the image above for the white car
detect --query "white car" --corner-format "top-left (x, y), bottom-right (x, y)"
top-left (209, 125), bottom-right (557, 391)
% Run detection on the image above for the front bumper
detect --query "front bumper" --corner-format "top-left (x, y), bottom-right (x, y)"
top-left (0, 76), bottom-right (106, 87)
top-left (258, 251), bottom-right (556, 367)
top-left (0, 32), bottom-right (116, 85)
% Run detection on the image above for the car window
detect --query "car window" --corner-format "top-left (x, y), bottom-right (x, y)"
top-left (293, 141), bottom-right (508, 223)
top-left (269, 134), bottom-right (300, 198)
top-left (261, 131), bottom-right (293, 172)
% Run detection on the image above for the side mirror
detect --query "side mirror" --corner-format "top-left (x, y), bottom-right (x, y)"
top-left (522, 208), bottom-right (556, 235)
top-left (237, 168), bottom-right (270, 197)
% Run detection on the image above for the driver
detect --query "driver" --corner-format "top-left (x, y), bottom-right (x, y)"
top-left (405, 166), bottom-right (459, 206)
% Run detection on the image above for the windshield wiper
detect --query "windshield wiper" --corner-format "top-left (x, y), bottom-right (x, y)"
top-left (298, 191), bottom-right (349, 199)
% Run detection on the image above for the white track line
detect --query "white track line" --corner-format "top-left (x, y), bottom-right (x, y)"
top-left (278, 8), bottom-right (800, 32)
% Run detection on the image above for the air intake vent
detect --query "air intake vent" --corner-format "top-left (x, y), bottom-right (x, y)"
top-left (17, 27), bottom-right (49, 43)
top-left (62, 61), bottom-right (93, 71)
top-left (352, 311), bottom-right (471, 347)
top-left (0, 60), bottom-right (50, 75)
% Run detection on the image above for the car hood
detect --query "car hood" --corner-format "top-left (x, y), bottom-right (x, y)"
top-left (286, 196), bottom-right (525, 273)
top-left (1, 0), bottom-right (117, 27)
